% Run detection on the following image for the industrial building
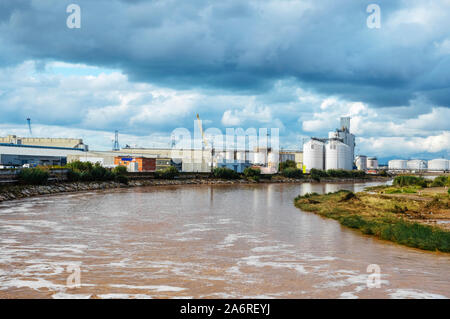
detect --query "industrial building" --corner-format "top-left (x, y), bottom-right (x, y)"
top-left (114, 157), bottom-right (156, 172)
top-left (0, 135), bottom-right (88, 150)
top-left (303, 117), bottom-right (355, 172)
top-left (279, 150), bottom-right (303, 169)
top-left (0, 143), bottom-right (86, 167)
top-left (216, 159), bottom-right (252, 173)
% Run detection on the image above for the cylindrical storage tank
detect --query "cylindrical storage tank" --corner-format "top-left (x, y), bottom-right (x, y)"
top-left (389, 160), bottom-right (407, 170)
top-left (355, 155), bottom-right (367, 171)
top-left (367, 157), bottom-right (378, 169)
top-left (303, 139), bottom-right (325, 171)
top-left (325, 140), bottom-right (350, 170)
top-left (427, 159), bottom-right (449, 171)
top-left (407, 160), bottom-right (427, 170)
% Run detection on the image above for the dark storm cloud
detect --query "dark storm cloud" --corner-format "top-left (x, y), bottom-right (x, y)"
top-left (0, 0), bottom-right (449, 108)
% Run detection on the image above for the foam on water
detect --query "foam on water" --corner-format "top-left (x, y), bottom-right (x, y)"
top-left (388, 289), bottom-right (447, 299)
top-left (109, 284), bottom-right (186, 292)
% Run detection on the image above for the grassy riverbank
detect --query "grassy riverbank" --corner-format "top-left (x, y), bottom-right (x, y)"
top-left (294, 188), bottom-right (450, 252)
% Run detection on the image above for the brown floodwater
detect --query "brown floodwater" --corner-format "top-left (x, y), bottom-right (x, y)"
top-left (0, 181), bottom-right (449, 299)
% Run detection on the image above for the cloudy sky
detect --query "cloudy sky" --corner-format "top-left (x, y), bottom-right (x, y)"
top-left (0, 0), bottom-right (449, 162)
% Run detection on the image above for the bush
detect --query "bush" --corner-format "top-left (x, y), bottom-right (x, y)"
top-left (431, 176), bottom-right (450, 187)
top-left (111, 165), bottom-right (128, 183)
top-left (243, 167), bottom-right (261, 182)
top-left (279, 160), bottom-right (297, 171)
top-left (18, 168), bottom-right (49, 185)
top-left (212, 167), bottom-right (240, 179)
top-left (66, 161), bottom-right (124, 183)
top-left (115, 174), bottom-right (128, 184)
top-left (281, 167), bottom-right (303, 178)
top-left (112, 165), bottom-right (128, 175)
top-left (310, 168), bottom-right (327, 181)
top-left (393, 175), bottom-right (427, 187)
top-left (66, 161), bottom-right (93, 172)
top-left (154, 166), bottom-right (179, 179)
top-left (66, 169), bottom-right (82, 182)
top-left (378, 170), bottom-right (388, 177)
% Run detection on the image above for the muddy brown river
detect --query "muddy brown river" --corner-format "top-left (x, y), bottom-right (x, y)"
top-left (0, 181), bottom-right (449, 299)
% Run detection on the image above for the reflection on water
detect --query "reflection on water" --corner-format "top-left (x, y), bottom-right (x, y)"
top-left (0, 181), bottom-right (449, 299)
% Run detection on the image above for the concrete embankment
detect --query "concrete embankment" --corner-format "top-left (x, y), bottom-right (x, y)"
top-left (0, 176), bottom-right (389, 203)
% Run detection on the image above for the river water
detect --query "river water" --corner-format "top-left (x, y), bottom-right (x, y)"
top-left (0, 181), bottom-right (449, 299)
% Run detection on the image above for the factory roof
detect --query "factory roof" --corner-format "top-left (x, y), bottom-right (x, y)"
top-left (0, 143), bottom-right (86, 152)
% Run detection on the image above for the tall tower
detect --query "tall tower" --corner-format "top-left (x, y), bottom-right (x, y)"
top-left (113, 130), bottom-right (120, 151)
top-left (26, 118), bottom-right (32, 136)
top-left (340, 117), bottom-right (351, 132)
top-left (328, 117), bottom-right (356, 170)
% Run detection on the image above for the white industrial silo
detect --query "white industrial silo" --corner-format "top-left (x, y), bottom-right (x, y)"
top-left (428, 159), bottom-right (449, 171)
top-left (355, 155), bottom-right (367, 170)
top-left (367, 157), bottom-right (378, 169)
top-left (388, 160), bottom-right (407, 170)
top-left (407, 160), bottom-right (427, 171)
top-left (303, 139), bottom-right (325, 171)
top-left (325, 140), bottom-right (351, 170)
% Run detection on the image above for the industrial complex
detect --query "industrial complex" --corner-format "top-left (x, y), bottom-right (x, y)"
top-left (0, 117), bottom-right (448, 173)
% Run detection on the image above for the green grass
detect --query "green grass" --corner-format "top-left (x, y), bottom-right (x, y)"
top-left (384, 186), bottom-right (421, 194)
top-left (295, 190), bottom-right (450, 253)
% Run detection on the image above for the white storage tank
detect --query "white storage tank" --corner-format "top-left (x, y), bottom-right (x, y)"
top-left (325, 140), bottom-right (351, 170)
top-left (407, 160), bottom-right (427, 170)
top-left (388, 159), bottom-right (407, 170)
top-left (427, 159), bottom-right (449, 171)
top-left (367, 157), bottom-right (378, 169)
top-left (355, 155), bottom-right (367, 170)
top-left (303, 139), bottom-right (325, 171)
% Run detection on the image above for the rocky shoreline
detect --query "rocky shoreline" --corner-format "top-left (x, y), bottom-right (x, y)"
top-left (0, 176), bottom-right (390, 203)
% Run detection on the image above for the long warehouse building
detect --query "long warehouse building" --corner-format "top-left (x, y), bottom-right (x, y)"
top-left (0, 143), bottom-right (87, 167)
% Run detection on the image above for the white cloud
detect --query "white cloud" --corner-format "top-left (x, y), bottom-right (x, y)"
top-left (358, 131), bottom-right (450, 157)
top-left (0, 61), bottom-right (448, 159)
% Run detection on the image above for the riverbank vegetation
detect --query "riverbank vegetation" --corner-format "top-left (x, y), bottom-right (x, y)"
top-left (18, 167), bottom-right (49, 185)
top-left (366, 175), bottom-right (450, 195)
top-left (294, 185), bottom-right (450, 252)
top-left (67, 161), bottom-right (128, 184)
top-left (310, 169), bottom-right (367, 181)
